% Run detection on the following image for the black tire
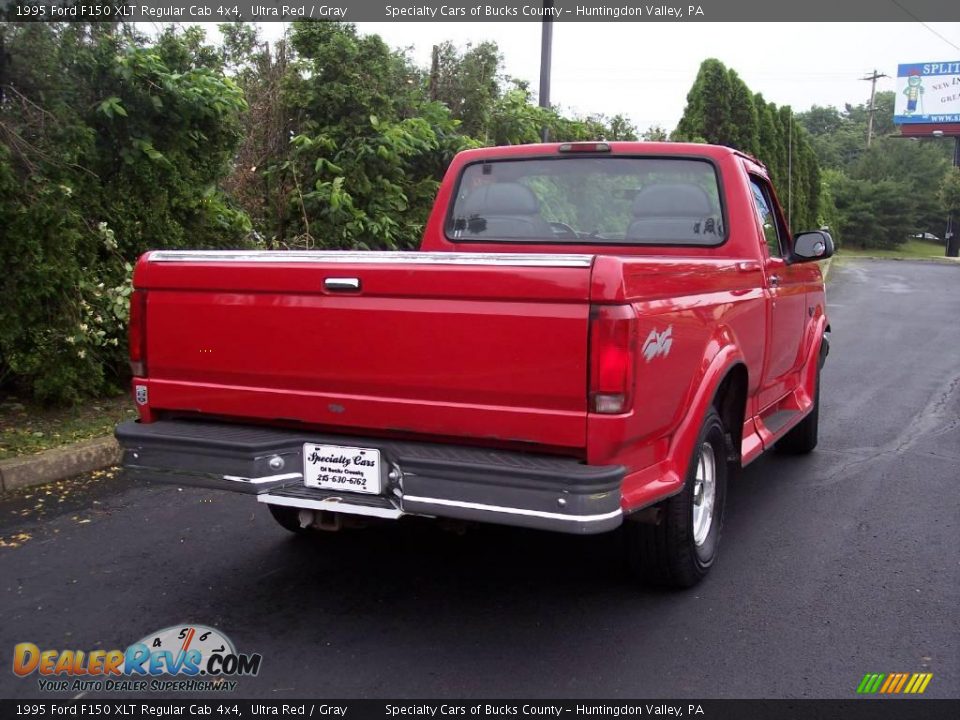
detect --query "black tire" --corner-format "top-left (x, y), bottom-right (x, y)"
top-left (775, 362), bottom-right (820, 455)
top-left (623, 407), bottom-right (729, 588)
top-left (267, 503), bottom-right (308, 534)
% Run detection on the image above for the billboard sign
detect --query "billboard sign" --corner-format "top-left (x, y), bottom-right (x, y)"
top-left (894, 61), bottom-right (960, 124)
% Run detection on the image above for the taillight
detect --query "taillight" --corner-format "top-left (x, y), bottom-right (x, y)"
top-left (589, 304), bottom-right (637, 414)
top-left (128, 289), bottom-right (147, 377)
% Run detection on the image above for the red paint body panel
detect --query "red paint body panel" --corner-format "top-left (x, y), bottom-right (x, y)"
top-left (137, 262), bottom-right (593, 449)
top-left (132, 142), bottom-right (829, 514)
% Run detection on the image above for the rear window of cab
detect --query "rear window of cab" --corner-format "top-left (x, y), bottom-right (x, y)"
top-left (446, 156), bottom-right (726, 246)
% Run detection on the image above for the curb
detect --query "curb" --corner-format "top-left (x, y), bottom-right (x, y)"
top-left (0, 436), bottom-right (120, 493)
top-left (834, 254), bottom-right (960, 265)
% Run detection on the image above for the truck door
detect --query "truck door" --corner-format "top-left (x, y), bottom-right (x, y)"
top-left (748, 175), bottom-right (806, 410)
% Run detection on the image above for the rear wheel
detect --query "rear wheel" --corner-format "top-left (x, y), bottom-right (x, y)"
top-left (266, 503), bottom-right (308, 534)
top-left (623, 407), bottom-right (729, 588)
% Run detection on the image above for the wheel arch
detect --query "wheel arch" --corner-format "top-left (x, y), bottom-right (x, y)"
top-left (669, 344), bottom-right (748, 491)
top-left (711, 362), bottom-right (749, 467)
top-left (620, 330), bottom-right (751, 513)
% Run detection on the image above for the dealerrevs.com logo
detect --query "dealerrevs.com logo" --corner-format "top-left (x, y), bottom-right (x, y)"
top-left (13, 625), bottom-right (262, 693)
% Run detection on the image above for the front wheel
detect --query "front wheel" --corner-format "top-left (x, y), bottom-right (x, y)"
top-left (623, 407), bottom-right (730, 588)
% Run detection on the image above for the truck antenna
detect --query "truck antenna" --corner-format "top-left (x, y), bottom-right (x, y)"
top-left (787, 108), bottom-right (792, 230)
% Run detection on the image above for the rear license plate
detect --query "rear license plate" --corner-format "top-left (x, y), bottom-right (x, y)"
top-left (302, 443), bottom-right (382, 494)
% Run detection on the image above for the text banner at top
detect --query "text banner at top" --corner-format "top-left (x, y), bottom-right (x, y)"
top-left (4, 0), bottom-right (960, 22)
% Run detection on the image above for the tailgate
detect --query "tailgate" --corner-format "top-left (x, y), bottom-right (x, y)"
top-left (135, 251), bottom-right (595, 449)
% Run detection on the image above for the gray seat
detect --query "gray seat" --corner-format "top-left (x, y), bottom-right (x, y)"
top-left (459, 183), bottom-right (554, 239)
top-left (625, 184), bottom-right (719, 243)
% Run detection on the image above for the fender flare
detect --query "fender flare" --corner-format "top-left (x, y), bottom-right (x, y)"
top-left (799, 315), bottom-right (831, 401)
top-left (664, 335), bottom-right (747, 495)
top-left (620, 331), bottom-right (749, 513)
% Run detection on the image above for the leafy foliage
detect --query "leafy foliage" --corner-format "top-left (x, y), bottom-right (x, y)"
top-left (848, 137), bottom-right (949, 237)
top-left (248, 22), bottom-right (469, 250)
top-left (0, 23), bottom-right (249, 404)
top-left (798, 92), bottom-right (956, 246)
top-left (2, 22), bottom-right (637, 404)
top-left (428, 40), bottom-right (503, 140)
top-left (223, 24), bottom-right (635, 252)
top-left (940, 167), bottom-right (960, 217)
top-left (832, 176), bottom-right (915, 249)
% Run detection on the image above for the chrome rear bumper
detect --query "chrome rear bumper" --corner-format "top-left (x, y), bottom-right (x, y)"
top-left (116, 419), bottom-right (624, 535)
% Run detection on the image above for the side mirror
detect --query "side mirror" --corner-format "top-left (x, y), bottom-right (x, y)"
top-left (791, 230), bottom-right (834, 263)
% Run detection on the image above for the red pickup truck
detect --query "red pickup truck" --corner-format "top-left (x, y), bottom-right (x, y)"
top-left (116, 141), bottom-right (832, 588)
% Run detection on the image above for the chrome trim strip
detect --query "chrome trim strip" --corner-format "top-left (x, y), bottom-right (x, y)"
top-left (222, 472), bottom-right (302, 484)
top-left (402, 495), bottom-right (623, 524)
top-left (324, 277), bottom-right (360, 290)
top-left (147, 250), bottom-right (594, 268)
top-left (257, 493), bottom-right (404, 519)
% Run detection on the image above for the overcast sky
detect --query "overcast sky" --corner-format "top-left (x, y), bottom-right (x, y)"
top-left (252, 22), bottom-right (959, 132)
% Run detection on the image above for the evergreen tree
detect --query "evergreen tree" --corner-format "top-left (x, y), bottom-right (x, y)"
top-left (674, 59), bottom-right (821, 233)
top-left (675, 58), bottom-right (734, 145)
top-left (727, 69), bottom-right (759, 157)
top-left (754, 93), bottom-right (780, 184)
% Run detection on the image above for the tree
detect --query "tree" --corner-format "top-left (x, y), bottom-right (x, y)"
top-left (428, 40), bottom-right (503, 140)
top-left (797, 104), bottom-right (863, 170)
top-left (606, 114), bottom-right (639, 140)
top-left (940, 166), bottom-right (960, 218)
top-left (726, 69), bottom-right (759, 157)
top-left (674, 58), bottom-right (734, 146)
top-left (832, 175), bottom-right (915, 249)
top-left (264, 22), bottom-right (468, 250)
top-left (844, 90), bottom-right (896, 140)
top-left (0, 20), bottom-right (649, 403)
top-left (817, 169), bottom-right (844, 245)
top-left (799, 92), bottom-right (915, 172)
top-left (674, 60), bottom-right (763, 159)
top-left (642, 125), bottom-right (668, 141)
top-left (753, 94), bottom-right (781, 185)
top-left (799, 105), bottom-right (844, 136)
top-left (674, 59), bottom-right (820, 233)
top-left (850, 137), bottom-right (950, 235)
top-left (0, 23), bottom-right (249, 404)
top-left (766, 101), bottom-right (786, 189)
top-left (218, 24), bottom-right (298, 245)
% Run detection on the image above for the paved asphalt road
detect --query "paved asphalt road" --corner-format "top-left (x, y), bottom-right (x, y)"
top-left (1, 258), bottom-right (958, 701)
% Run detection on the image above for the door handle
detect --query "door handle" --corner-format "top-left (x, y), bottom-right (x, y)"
top-left (769, 274), bottom-right (780, 287)
top-left (324, 277), bottom-right (361, 291)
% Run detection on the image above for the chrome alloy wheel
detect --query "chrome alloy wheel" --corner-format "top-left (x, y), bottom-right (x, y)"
top-left (691, 442), bottom-right (716, 546)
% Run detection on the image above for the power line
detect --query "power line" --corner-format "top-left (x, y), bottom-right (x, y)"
top-left (889, 0), bottom-right (960, 52)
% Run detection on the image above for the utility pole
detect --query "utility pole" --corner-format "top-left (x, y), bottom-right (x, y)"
top-left (539, 0), bottom-right (554, 142)
top-left (861, 69), bottom-right (889, 149)
top-left (429, 45), bottom-right (440, 101)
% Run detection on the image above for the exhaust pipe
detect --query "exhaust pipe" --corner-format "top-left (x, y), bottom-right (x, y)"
top-left (297, 509), bottom-right (343, 532)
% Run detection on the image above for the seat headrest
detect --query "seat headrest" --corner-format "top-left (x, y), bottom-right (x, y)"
top-left (632, 184), bottom-right (713, 217)
top-left (461, 183), bottom-right (541, 216)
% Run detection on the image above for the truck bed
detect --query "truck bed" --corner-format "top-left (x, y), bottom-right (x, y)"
top-left (134, 251), bottom-right (597, 451)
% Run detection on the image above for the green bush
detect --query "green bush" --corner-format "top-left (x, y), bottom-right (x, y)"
top-left (1, 22), bottom-right (636, 405)
top-left (0, 24), bottom-right (249, 405)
